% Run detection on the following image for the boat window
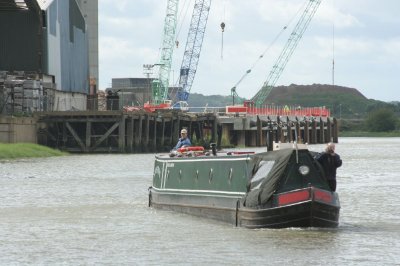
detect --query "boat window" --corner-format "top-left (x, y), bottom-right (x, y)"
top-left (250, 160), bottom-right (275, 189)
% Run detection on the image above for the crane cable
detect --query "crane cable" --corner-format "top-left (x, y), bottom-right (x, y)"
top-left (220, 0), bottom-right (226, 59)
top-left (332, 0), bottom-right (335, 87)
top-left (230, 0), bottom-right (308, 95)
top-left (171, 0), bottom-right (192, 88)
top-left (175, 0), bottom-right (193, 48)
top-left (221, 22), bottom-right (225, 59)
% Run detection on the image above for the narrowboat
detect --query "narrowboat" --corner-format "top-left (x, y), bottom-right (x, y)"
top-left (148, 143), bottom-right (340, 228)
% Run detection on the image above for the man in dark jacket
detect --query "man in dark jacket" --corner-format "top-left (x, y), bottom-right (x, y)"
top-left (316, 142), bottom-right (342, 191)
top-left (173, 128), bottom-right (191, 150)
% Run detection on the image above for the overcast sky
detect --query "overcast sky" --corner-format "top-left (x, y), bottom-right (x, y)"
top-left (98, 0), bottom-right (400, 102)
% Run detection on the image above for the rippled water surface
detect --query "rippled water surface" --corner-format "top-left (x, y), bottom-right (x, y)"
top-left (1, 138), bottom-right (399, 265)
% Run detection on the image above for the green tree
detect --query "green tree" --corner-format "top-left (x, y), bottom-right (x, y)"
top-left (365, 108), bottom-right (398, 132)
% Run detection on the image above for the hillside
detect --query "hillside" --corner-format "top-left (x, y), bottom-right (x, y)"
top-left (188, 93), bottom-right (241, 110)
top-left (267, 84), bottom-right (367, 104)
top-left (188, 84), bottom-right (399, 118)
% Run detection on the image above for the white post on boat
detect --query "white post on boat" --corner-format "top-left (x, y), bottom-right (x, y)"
top-left (294, 121), bottom-right (299, 163)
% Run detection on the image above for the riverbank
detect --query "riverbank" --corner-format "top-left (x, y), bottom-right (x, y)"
top-left (0, 143), bottom-right (67, 160)
top-left (1, 132), bottom-right (398, 159)
top-left (339, 131), bottom-right (400, 137)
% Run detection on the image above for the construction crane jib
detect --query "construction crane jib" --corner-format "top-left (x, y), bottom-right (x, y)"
top-left (152, 0), bottom-right (179, 105)
top-left (177, 0), bottom-right (212, 102)
top-left (251, 0), bottom-right (322, 107)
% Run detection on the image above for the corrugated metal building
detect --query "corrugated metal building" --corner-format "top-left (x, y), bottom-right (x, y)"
top-left (44, 0), bottom-right (89, 94)
top-left (0, 0), bottom-right (89, 94)
top-left (0, 1), bottom-right (43, 72)
top-left (75, 0), bottom-right (98, 95)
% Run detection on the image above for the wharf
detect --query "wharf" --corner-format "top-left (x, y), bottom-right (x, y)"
top-left (35, 110), bottom-right (338, 153)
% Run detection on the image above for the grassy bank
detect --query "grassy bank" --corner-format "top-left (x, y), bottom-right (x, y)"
top-left (339, 131), bottom-right (400, 137)
top-left (0, 143), bottom-right (67, 160)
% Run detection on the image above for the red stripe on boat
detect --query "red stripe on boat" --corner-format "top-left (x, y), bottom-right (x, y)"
top-left (278, 190), bottom-right (310, 206)
top-left (314, 189), bottom-right (333, 203)
top-left (177, 146), bottom-right (205, 153)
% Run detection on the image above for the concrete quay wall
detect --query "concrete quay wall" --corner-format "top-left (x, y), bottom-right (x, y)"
top-left (0, 116), bottom-right (37, 143)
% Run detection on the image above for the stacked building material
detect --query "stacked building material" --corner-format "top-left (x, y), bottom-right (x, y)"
top-left (0, 71), bottom-right (56, 115)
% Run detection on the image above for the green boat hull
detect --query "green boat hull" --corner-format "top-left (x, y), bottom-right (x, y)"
top-left (149, 148), bottom-right (340, 228)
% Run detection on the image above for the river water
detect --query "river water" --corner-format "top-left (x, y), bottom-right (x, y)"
top-left (0, 138), bottom-right (399, 265)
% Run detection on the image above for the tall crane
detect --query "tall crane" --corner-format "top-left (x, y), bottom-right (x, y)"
top-left (251, 0), bottom-right (322, 107)
top-left (176, 0), bottom-right (212, 102)
top-left (151, 0), bottom-right (180, 105)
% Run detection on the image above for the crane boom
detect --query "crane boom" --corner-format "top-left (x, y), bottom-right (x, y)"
top-left (177, 0), bottom-right (211, 102)
top-left (151, 0), bottom-right (180, 105)
top-left (251, 0), bottom-right (322, 107)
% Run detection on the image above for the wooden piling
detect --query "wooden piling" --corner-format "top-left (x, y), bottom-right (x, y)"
top-left (311, 119), bottom-right (317, 144)
top-left (304, 120), bottom-right (310, 144)
top-left (319, 118), bottom-right (325, 144)
top-left (36, 111), bottom-right (338, 153)
top-left (118, 116), bottom-right (125, 152)
top-left (326, 118), bottom-right (332, 142)
top-left (127, 117), bottom-right (134, 152)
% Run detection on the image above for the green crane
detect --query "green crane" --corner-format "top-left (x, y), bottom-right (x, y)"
top-left (251, 0), bottom-right (322, 107)
top-left (151, 0), bottom-right (180, 105)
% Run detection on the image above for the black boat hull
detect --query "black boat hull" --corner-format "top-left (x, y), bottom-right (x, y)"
top-left (238, 200), bottom-right (340, 228)
top-left (149, 187), bottom-right (340, 228)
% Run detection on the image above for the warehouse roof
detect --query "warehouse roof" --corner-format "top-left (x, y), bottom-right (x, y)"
top-left (0, 0), bottom-right (52, 11)
top-left (35, 0), bottom-right (52, 9)
top-left (0, 0), bottom-right (28, 11)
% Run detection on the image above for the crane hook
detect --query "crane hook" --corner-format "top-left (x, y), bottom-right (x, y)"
top-left (220, 22), bottom-right (225, 32)
top-left (220, 22), bottom-right (226, 59)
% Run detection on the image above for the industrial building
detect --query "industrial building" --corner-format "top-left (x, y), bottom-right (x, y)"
top-left (0, 0), bottom-right (98, 114)
top-left (75, 0), bottom-right (99, 95)
top-left (107, 77), bottom-right (183, 111)
top-left (106, 78), bottom-right (153, 110)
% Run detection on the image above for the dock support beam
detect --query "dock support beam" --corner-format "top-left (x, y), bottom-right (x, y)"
top-left (118, 115), bottom-right (125, 152)
top-left (127, 117), bottom-right (134, 152)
